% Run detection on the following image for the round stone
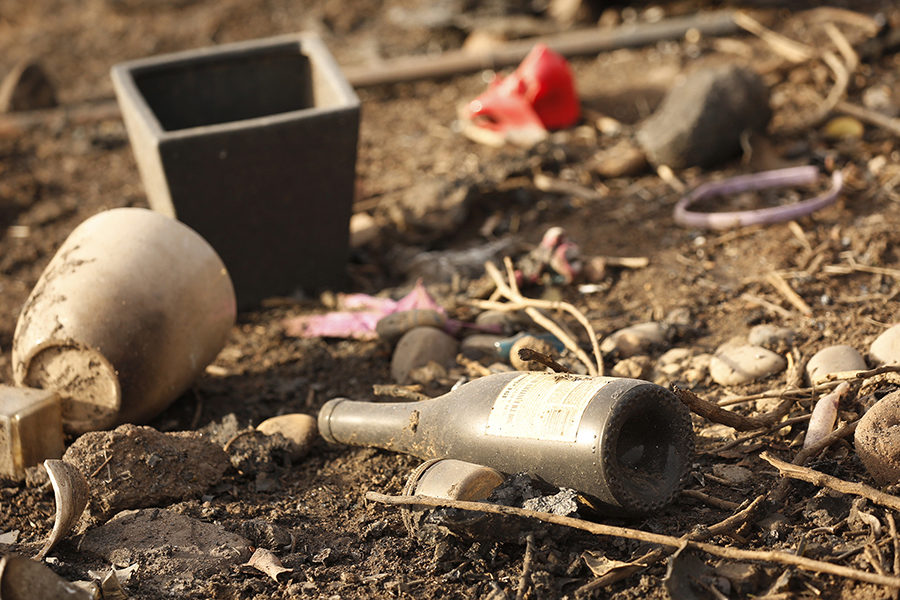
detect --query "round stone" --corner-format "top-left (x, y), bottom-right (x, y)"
top-left (855, 390), bottom-right (900, 485)
top-left (709, 344), bottom-right (786, 386)
top-left (870, 324), bottom-right (900, 366)
top-left (806, 345), bottom-right (867, 385)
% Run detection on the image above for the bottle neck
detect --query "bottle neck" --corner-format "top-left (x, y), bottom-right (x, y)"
top-left (318, 397), bottom-right (423, 454)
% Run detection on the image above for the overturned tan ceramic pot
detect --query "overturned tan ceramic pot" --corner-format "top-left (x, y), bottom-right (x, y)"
top-left (12, 208), bottom-right (235, 433)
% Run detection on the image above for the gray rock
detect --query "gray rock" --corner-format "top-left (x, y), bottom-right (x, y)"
top-left (611, 356), bottom-right (652, 380)
top-left (855, 389), bottom-right (900, 485)
top-left (63, 424), bottom-right (229, 521)
top-left (806, 345), bottom-right (867, 385)
top-left (636, 64), bottom-right (771, 169)
top-left (870, 324), bottom-right (900, 366)
top-left (748, 324), bottom-right (796, 352)
top-left (391, 326), bottom-right (459, 383)
top-left (474, 310), bottom-right (523, 335)
top-left (600, 322), bottom-right (668, 358)
top-left (459, 334), bottom-right (505, 360)
top-left (256, 413), bottom-right (318, 460)
top-left (80, 508), bottom-right (252, 593)
top-left (709, 344), bottom-right (786, 386)
top-left (712, 464), bottom-right (753, 485)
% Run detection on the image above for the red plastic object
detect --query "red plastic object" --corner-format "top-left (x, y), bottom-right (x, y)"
top-left (467, 43), bottom-right (580, 134)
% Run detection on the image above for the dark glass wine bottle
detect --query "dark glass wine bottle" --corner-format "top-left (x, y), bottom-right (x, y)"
top-left (319, 372), bottom-right (694, 514)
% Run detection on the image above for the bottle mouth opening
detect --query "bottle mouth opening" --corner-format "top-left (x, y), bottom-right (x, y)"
top-left (605, 387), bottom-right (693, 512)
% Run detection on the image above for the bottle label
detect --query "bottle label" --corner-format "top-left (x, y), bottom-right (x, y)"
top-left (485, 373), bottom-right (612, 442)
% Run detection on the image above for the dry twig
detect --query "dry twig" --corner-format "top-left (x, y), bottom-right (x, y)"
top-left (515, 533), bottom-right (536, 600)
top-left (366, 491), bottom-right (900, 587)
top-left (762, 450), bottom-right (900, 512)
top-left (575, 495), bottom-right (764, 597)
top-left (767, 271), bottom-right (812, 315)
top-left (516, 347), bottom-right (571, 373)
top-left (472, 259), bottom-right (603, 375)
top-left (674, 386), bottom-right (793, 431)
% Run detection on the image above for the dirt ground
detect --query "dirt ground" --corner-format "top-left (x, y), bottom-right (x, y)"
top-left (2, 1), bottom-right (900, 598)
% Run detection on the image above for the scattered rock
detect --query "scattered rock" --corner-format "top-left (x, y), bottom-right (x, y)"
top-left (823, 116), bottom-right (864, 140)
top-left (654, 349), bottom-right (711, 386)
top-left (611, 356), bottom-right (652, 380)
top-left (806, 345), bottom-right (867, 385)
top-left (712, 464), bottom-right (753, 485)
top-left (376, 309), bottom-right (446, 344)
top-left (600, 322), bottom-right (668, 358)
top-left (715, 562), bottom-right (762, 596)
top-left (0, 60), bottom-right (57, 113)
top-left (870, 323), bottom-right (900, 366)
top-left (391, 326), bottom-right (459, 383)
top-left (747, 324), bottom-right (795, 352)
top-left (855, 389), bottom-right (900, 485)
top-left (256, 413), bottom-right (318, 460)
top-left (63, 424), bottom-right (230, 521)
top-left (804, 490), bottom-right (851, 527)
top-left (459, 334), bottom-right (505, 361)
top-left (225, 429), bottom-right (294, 476)
top-left (239, 518), bottom-right (293, 550)
top-left (636, 64), bottom-right (771, 169)
top-left (408, 360), bottom-right (449, 385)
top-left (474, 310), bottom-right (523, 335)
top-left (397, 178), bottom-right (474, 236)
top-left (592, 139), bottom-right (647, 178)
top-left (510, 335), bottom-right (554, 371)
top-left (80, 508), bottom-right (252, 593)
top-left (349, 212), bottom-right (380, 248)
top-left (709, 344), bottom-right (786, 386)
top-left (522, 488), bottom-right (580, 516)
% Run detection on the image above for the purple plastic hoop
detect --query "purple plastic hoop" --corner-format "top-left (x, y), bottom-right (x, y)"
top-left (673, 166), bottom-right (844, 230)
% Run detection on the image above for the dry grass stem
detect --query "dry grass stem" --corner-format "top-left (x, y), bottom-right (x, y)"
top-left (740, 293), bottom-right (795, 319)
top-left (766, 271), bottom-right (812, 315)
top-left (476, 259), bottom-right (603, 376)
top-left (733, 12), bottom-right (816, 62)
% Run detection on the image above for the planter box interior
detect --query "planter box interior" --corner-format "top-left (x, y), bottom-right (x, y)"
top-left (112, 34), bottom-right (360, 308)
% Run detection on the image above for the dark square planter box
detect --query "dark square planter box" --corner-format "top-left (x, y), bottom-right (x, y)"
top-left (111, 33), bottom-right (360, 308)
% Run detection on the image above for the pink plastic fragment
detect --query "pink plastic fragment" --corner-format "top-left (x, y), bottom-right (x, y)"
top-left (466, 43), bottom-right (580, 137)
top-left (283, 280), bottom-right (445, 340)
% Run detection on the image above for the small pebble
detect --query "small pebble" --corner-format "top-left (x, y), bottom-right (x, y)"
top-left (747, 324), bottom-right (795, 352)
top-left (474, 310), bottom-right (523, 335)
top-left (510, 335), bottom-right (554, 371)
top-left (460, 334), bottom-right (506, 361)
top-left (709, 344), bottom-right (786, 386)
top-left (391, 327), bottom-right (459, 383)
top-left (376, 309), bottom-right (446, 344)
top-left (822, 116), bottom-right (864, 140)
top-left (855, 389), bottom-right (900, 485)
top-left (806, 345), bottom-right (867, 385)
top-left (592, 140), bottom-right (647, 178)
top-left (256, 414), bottom-right (318, 460)
top-left (870, 323), bottom-right (900, 366)
top-left (611, 356), bottom-right (652, 380)
top-left (600, 322), bottom-right (668, 358)
top-left (711, 464), bottom-right (753, 485)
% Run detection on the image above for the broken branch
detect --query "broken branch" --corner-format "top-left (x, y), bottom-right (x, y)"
top-left (762, 450), bottom-right (900, 512)
top-left (366, 491), bottom-right (900, 588)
